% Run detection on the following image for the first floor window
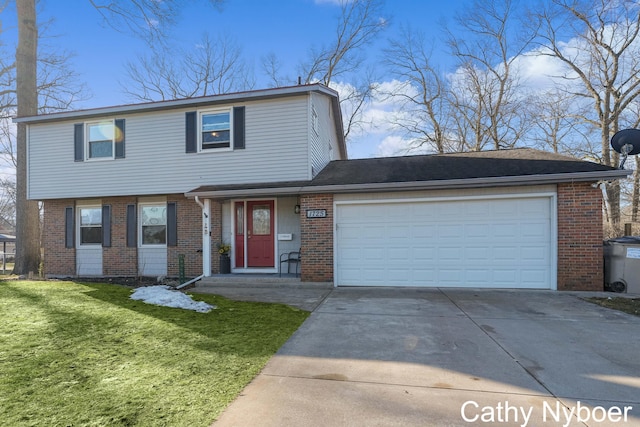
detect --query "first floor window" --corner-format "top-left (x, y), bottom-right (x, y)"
top-left (200, 110), bottom-right (231, 150)
top-left (79, 207), bottom-right (102, 245)
top-left (87, 120), bottom-right (115, 159)
top-left (141, 204), bottom-right (167, 245)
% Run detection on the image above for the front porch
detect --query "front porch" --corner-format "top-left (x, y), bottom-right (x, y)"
top-left (190, 274), bottom-right (333, 311)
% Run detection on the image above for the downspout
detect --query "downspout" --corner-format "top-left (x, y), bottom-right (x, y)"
top-left (176, 274), bottom-right (204, 290)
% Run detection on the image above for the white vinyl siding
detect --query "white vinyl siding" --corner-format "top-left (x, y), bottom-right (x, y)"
top-left (335, 192), bottom-right (556, 289)
top-left (27, 97), bottom-right (311, 200)
top-left (139, 247), bottom-right (167, 276)
top-left (76, 247), bottom-right (102, 276)
top-left (309, 92), bottom-right (338, 177)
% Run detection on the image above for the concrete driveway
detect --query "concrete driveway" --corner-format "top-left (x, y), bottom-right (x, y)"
top-left (211, 288), bottom-right (640, 427)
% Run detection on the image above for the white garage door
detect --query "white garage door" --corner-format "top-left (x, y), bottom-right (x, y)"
top-left (335, 196), bottom-right (554, 289)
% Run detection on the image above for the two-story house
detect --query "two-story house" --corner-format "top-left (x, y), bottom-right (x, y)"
top-left (16, 83), bottom-right (629, 291)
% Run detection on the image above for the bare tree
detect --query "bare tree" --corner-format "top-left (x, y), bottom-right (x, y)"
top-left (532, 0), bottom-right (640, 228)
top-left (123, 33), bottom-right (254, 101)
top-left (11, 0), bottom-right (225, 274)
top-left (88, 0), bottom-right (224, 44)
top-left (446, 0), bottom-right (537, 151)
top-left (299, 0), bottom-right (387, 85)
top-left (528, 87), bottom-right (593, 155)
top-left (261, 52), bottom-right (293, 88)
top-left (14, 0), bottom-right (39, 274)
top-left (382, 27), bottom-right (450, 154)
top-left (296, 0), bottom-right (388, 143)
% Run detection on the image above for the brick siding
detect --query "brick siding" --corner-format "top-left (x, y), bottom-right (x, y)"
top-left (42, 199), bottom-right (76, 277)
top-left (167, 194), bottom-right (202, 277)
top-left (300, 193), bottom-right (333, 282)
top-left (557, 182), bottom-right (604, 291)
top-left (42, 195), bottom-right (207, 279)
top-left (102, 196), bottom-right (137, 276)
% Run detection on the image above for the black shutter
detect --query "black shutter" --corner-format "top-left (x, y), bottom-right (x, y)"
top-left (65, 207), bottom-right (74, 248)
top-left (126, 204), bottom-right (137, 247)
top-left (167, 202), bottom-right (177, 247)
top-left (115, 119), bottom-right (125, 158)
top-left (74, 123), bottom-right (84, 161)
top-left (102, 205), bottom-right (112, 247)
top-left (185, 111), bottom-right (197, 153)
top-left (233, 106), bottom-right (245, 149)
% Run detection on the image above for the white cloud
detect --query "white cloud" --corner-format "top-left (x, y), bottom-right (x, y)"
top-left (374, 135), bottom-right (433, 157)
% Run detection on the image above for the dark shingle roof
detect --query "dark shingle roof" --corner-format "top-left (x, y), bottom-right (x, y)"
top-left (310, 148), bottom-right (616, 186)
top-left (187, 148), bottom-right (629, 196)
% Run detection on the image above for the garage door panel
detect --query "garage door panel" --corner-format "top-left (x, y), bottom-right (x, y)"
top-left (336, 196), bottom-right (553, 289)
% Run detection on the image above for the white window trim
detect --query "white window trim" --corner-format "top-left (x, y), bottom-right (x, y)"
top-left (138, 202), bottom-right (168, 248)
top-left (77, 204), bottom-right (102, 247)
top-left (198, 107), bottom-right (233, 153)
top-left (85, 119), bottom-right (116, 161)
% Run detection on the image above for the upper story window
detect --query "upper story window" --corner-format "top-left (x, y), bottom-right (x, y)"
top-left (87, 120), bottom-right (115, 159)
top-left (185, 106), bottom-right (244, 154)
top-left (200, 109), bottom-right (231, 150)
top-left (79, 206), bottom-right (102, 245)
top-left (75, 119), bottom-right (125, 162)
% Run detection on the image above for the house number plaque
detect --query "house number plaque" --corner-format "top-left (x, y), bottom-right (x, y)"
top-left (306, 209), bottom-right (327, 218)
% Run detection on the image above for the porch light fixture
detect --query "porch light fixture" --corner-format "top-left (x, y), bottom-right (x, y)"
top-left (294, 204), bottom-right (301, 214)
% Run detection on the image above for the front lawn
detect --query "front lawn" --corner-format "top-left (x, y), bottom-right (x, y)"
top-left (0, 280), bottom-right (309, 426)
top-left (586, 296), bottom-right (640, 317)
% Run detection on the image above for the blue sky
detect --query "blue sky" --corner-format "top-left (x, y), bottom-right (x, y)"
top-left (2, 0), bottom-right (466, 157)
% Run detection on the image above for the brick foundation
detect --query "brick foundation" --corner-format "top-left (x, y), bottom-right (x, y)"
top-left (300, 193), bottom-right (333, 282)
top-left (557, 182), bottom-right (604, 291)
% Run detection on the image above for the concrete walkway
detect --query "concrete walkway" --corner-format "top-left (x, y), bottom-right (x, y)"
top-left (207, 287), bottom-right (640, 427)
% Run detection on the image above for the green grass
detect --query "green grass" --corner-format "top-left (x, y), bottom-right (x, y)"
top-left (0, 280), bottom-right (309, 426)
top-left (586, 296), bottom-right (640, 317)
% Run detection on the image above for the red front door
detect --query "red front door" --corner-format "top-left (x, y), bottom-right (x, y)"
top-left (247, 200), bottom-right (275, 267)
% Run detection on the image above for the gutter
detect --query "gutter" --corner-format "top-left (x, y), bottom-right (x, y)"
top-left (13, 84), bottom-right (339, 124)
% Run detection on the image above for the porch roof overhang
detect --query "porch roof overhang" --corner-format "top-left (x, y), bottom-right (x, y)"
top-left (185, 170), bottom-right (631, 199)
top-left (185, 148), bottom-right (631, 199)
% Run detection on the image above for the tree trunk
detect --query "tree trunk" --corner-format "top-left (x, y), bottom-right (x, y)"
top-left (13, 0), bottom-right (41, 275)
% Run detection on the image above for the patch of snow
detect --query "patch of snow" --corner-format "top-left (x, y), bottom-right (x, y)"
top-left (130, 285), bottom-right (215, 313)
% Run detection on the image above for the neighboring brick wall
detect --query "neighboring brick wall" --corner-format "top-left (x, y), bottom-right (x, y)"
top-left (557, 182), bottom-right (604, 291)
top-left (42, 199), bottom-right (75, 277)
top-left (300, 193), bottom-right (333, 282)
top-left (103, 196), bottom-right (137, 276)
top-left (167, 194), bottom-right (202, 278)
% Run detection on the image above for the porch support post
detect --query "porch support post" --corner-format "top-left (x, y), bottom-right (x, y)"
top-left (203, 199), bottom-right (211, 276)
top-left (196, 196), bottom-right (212, 277)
